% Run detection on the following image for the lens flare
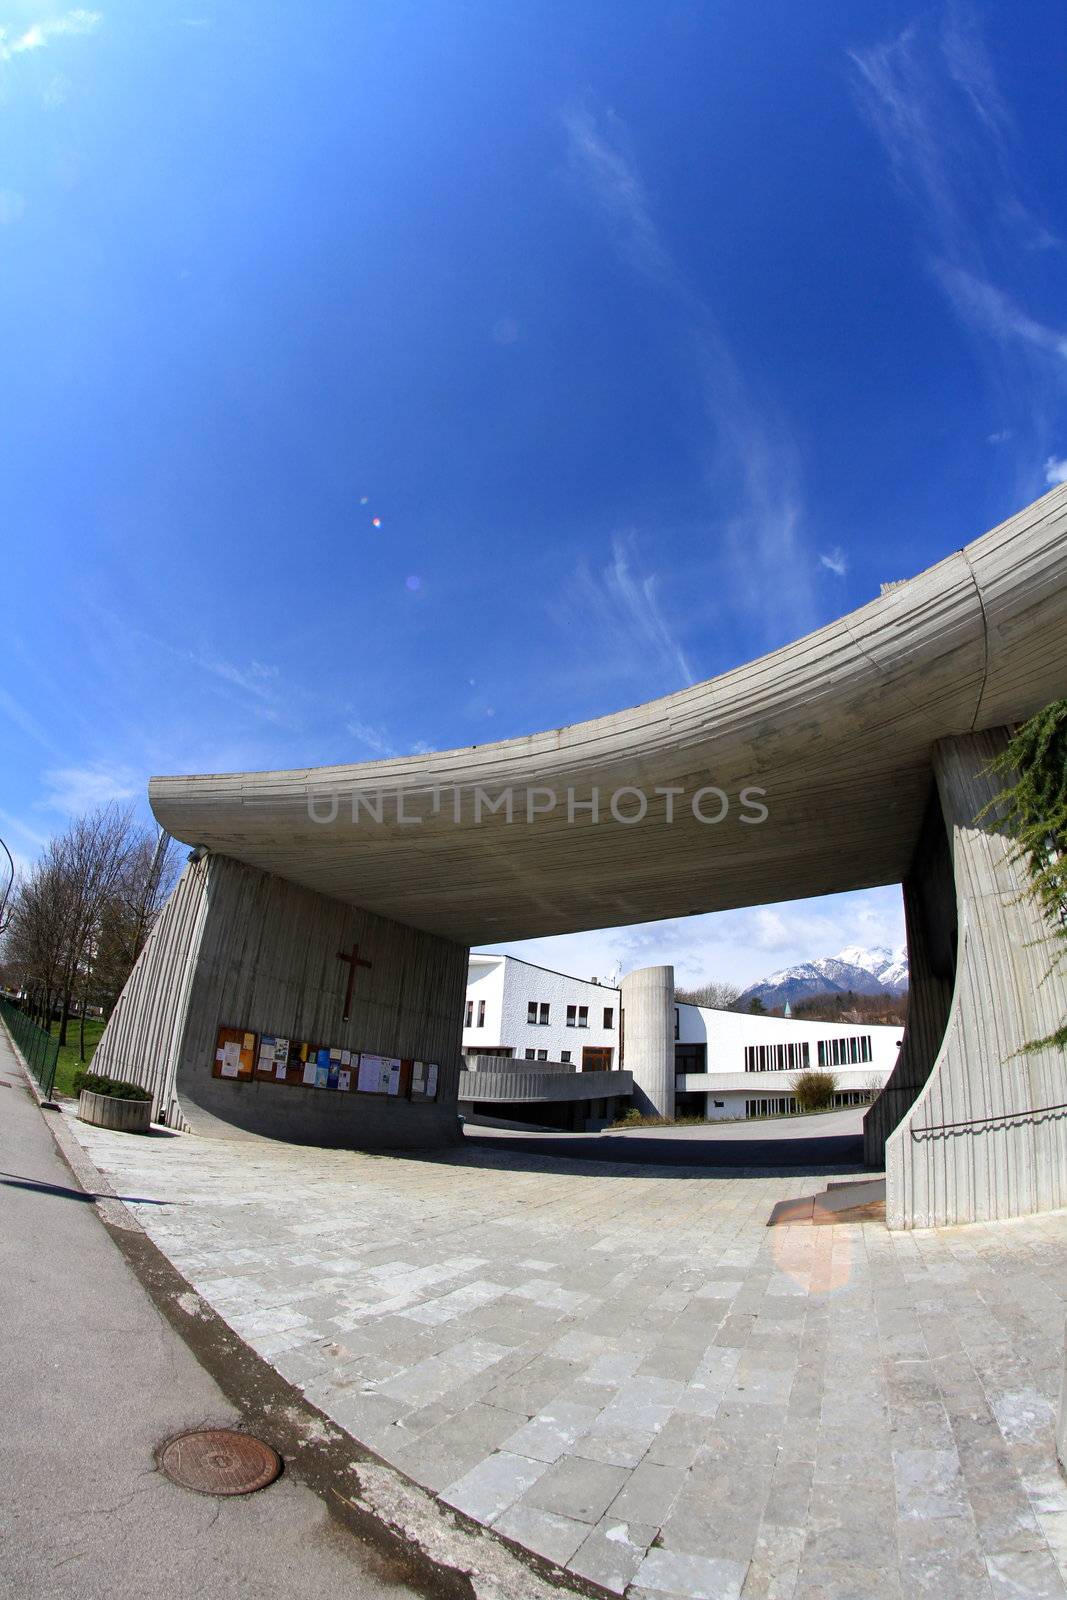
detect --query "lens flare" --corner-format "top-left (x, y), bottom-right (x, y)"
top-left (372, 517), bottom-right (381, 528)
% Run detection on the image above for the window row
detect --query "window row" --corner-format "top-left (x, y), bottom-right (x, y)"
top-left (525, 1001), bottom-right (614, 1028)
top-left (745, 1087), bottom-right (878, 1119)
top-left (744, 1041), bottom-right (811, 1073)
top-left (817, 1034), bottom-right (872, 1067)
top-left (464, 999), bottom-right (486, 1028)
top-left (523, 1048), bottom-right (574, 1063)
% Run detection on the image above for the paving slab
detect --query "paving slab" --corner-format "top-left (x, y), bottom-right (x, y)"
top-left (59, 1105), bottom-right (1067, 1599)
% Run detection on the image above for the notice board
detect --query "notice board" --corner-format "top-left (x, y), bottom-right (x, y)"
top-left (213, 1026), bottom-right (257, 1081)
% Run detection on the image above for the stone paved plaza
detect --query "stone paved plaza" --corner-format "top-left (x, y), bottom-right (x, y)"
top-left (62, 1109), bottom-right (1067, 1599)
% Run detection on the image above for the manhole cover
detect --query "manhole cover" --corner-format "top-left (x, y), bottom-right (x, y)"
top-left (159, 1429), bottom-right (281, 1496)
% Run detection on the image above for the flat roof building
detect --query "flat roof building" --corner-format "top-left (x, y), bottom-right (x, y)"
top-left (461, 953), bottom-right (902, 1127)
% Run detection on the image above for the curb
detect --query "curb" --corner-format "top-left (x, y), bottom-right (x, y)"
top-left (2, 1023), bottom-right (608, 1600)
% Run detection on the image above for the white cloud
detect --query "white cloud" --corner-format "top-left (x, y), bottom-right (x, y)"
top-left (850, 4), bottom-right (1066, 492)
top-left (551, 532), bottom-right (694, 692)
top-left (1045, 456), bottom-right (1067, 487)
top-left (0, 9), bottom-right (102, 63)
top-left (934, 262), bottom-right (1067, 363)
top-left (988, 429), bottom-right (1011, 444)
top-left (347, 720), bottom-right (398, 758)
top-left (559, 99), bottom-right (814, 646)
top-left (485, 886), bottom-right (906, 993)
top-left (38, 762), bottom-right (138, 815)
top-left (819, 548), bottom-right (848, 577)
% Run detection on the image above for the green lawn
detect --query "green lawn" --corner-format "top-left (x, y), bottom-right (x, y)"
top-left (46, 1017), bottom-right (107, 1098)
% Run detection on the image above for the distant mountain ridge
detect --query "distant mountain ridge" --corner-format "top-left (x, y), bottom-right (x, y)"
top-left (740, 945), bottom-right (909, 1010)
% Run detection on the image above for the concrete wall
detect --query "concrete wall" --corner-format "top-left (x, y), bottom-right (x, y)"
top-left (90, 858), bottom-right (209, 1125)
top-left (94, 853), bottom-right (467, 1150)
top-left (621, 965), bottom-right (676, 1117)
top-left (881, 731), bottom-right (1067, 1229)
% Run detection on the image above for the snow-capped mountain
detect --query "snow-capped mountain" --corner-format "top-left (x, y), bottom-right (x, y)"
top-left (739, 945), bottom-right (909, 1010)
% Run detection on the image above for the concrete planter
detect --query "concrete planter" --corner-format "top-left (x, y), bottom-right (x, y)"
top-left (77, 1089), bottom-right (152, 1134)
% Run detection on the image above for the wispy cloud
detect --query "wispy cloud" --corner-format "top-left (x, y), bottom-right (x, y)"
top-left (819, 548), bottom-right (848, 577)
top-left (560, 99), bottom-right (814, 650)
top-left (551, 532), bottom-right (694, 693)
top-left (0, 9), bottom-right (101, 63)
top-left (346, 720), bottom-right (398, 758)
top-left (850, 5), bottom-right (1065, 491)
top-left (934, 263), bottom-right (1067, 362)
top-left (38, 762), bottom-right (138, 815)
top-left (1045, 457), bottom-right (1067, 487)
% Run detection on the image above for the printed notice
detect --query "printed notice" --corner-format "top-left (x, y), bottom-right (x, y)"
top-left (302, 1060), bottom-right (317, 1087)
top-left (338, 1068), bottom-right (351, 1092)
top-left (220, 1041), bottom-right (241, 1079)
top-left (357, 1055), bottom-right (380, 1093)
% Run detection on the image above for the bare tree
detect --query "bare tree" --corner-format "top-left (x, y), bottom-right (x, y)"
top-left (1, 807), bottom-right (178, 1059)
top-left (675, 979), bottom-right (743, 1010)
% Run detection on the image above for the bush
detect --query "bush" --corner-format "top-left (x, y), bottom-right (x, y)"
top-left (790, 1069), bottom-right (838, 1113)
top-left (72, 1068), bottom-right (151, 1103)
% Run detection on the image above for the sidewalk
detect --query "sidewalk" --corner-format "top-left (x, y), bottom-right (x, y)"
top-left (0, 1026), bottom-right (416, 1600)
top-left (58, 1082), bottom-right (1067, 1600)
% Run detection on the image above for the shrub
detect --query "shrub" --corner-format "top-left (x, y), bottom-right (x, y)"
top-left (73, 1068), bottom-right (151, 1103)
top-left (790, 1069), bottom-right (838, 1113)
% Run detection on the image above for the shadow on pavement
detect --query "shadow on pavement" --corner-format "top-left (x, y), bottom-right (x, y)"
top-left (417, 1127), bottom-right (870, 1178)
top-left (0, 1171), bottom-right (172, 1206)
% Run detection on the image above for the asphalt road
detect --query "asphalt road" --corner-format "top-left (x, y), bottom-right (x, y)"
top-left (0, 1032), bottom-right (417, 1600)
top-left (464, 1107), bottom-right (868, 1170)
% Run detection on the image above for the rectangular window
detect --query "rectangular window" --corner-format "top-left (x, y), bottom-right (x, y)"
top-left (561, 1050), bottom-right (571, 1063)
top-left (465, 1000), bottom-right (473, 1027)
top-left (603, 1006), bottom-right (614, 1028)
top-left (524, 1048), bottom-right (536, 1060)
top-left (539, 1002), bottom-right (550, 1025)
top-left (578, 1005), bottom-right (588, 1028)
top-left (536, 1048), bottom-right (548, 1061)
top-left (566, 1005), bottom-right (576, 1027)
top-left (527, 1000), bottom-right (537, 1024)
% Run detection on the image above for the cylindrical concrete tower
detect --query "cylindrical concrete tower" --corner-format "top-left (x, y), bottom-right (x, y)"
top-left (620, 965), bottom-right (676, 1118)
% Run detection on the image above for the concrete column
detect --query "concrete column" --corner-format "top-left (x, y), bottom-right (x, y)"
top-left (621, 965), bottom-right (676, 1118)
top-left (881, 729), bottom-right (1067, 1229)
top-left (864, 792), bottom-right (955, 1168)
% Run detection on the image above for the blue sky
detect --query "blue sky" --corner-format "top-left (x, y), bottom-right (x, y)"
top-left (2, 1), bottom-right (1066, 987)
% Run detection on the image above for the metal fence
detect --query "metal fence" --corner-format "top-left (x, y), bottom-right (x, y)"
top-left (0, 997), bottom-right (60, 1100)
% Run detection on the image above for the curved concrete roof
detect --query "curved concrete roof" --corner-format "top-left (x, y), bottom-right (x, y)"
top-left (150, 484), bottom-right (1067, 945)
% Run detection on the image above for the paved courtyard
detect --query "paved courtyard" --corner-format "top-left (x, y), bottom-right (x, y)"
top-left (61, 1109), bottom-right (1067, 1599)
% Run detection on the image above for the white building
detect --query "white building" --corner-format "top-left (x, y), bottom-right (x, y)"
top-left (463, 953), bottom-right (619, 1073)
top-left (463, 953), bottom-right (903, 1123)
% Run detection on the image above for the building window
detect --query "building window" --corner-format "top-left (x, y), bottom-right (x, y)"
top-left (527, 1001), bottom-right (537, 1024)
top-left (539, 1002), bottom-right (549, 1025)
top-left (524, 1048), bottom-right (536, 1060)
top-left (528, 1000), bottom-right (550, 1025)
top-left (536, 1049), bottom-right (548, 1061)
top-left (603, 1006), bottom-right (614, 1028)
top-left (561, 1051), bottom-right (571, 1063)
top-left (674, 1007), bottom-right (680, 1040)
top-left (817, 1034), bottom-right (872, 1068)
top-left (743, 1042), bottom-right (811, 1073)
top-left (566, 1005), bottom-right (576, 1027)
top-left (477, 999), bottom-right (485, 1027)
top-left (577, 1005), bottom-right (588, 1028)
top-left (465, 1000), bottom-right (473, 1027)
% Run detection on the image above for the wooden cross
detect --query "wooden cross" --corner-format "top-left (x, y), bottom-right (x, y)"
top-left (336, 942), bottom-right (372, 1021)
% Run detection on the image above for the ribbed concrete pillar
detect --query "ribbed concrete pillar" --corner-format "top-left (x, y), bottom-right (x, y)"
top-left (621, 965), bottom-right (675, 1118)
top-left (883, 729), bottom-right (1067, 1229)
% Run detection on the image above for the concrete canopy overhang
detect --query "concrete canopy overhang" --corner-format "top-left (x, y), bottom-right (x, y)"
top-left (149, 486), bottom-right (1067, 946)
